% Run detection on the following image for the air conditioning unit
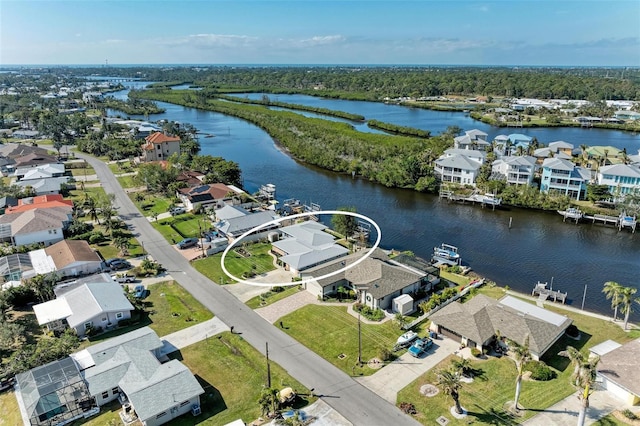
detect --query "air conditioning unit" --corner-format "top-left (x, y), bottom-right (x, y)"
top-left (191, 404), bottom-right (201, 416)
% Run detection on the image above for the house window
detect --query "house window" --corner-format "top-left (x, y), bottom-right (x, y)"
top-left (156, 412), bottom-right (167, 419)
top-left (53, 229), bottom-right (57, 234)
top-left (180, 400), bottom-right (190, 407)
top-left (112, 387), bottom-right (119, 395)
top-left (116, 312), bottom-right (123, 319)
top-left (84, 322), bottom-right (92, 330)
top-left (101, 316), bottom-right (107, 322)
top-left (102, 391), bottom-right (109, 399)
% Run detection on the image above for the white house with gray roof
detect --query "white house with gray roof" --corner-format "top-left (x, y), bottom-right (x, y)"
top-left (215, 209), bottom-right (279, 242)
top-left (434, 150), bottom-right (484, 186)
top-left (595, 338), bottom-right (640, 405)
top-left (597, 164), bottom-right (640, 200)
top-left (0, 206), bottom-right (71, 247)
top-left (271, 220), bottom-right (348, 274)
top-left (491, 156), bottom-right (537, 185)
top-left (429, 294), bottom-right (572, 360)
top-left (453, 129), bottom-right (490, 151)
top-left (33, 281), bottom-right (133, 337)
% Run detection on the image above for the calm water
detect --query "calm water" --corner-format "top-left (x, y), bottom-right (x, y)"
top-left (108, 81), bottom-right (640, 320)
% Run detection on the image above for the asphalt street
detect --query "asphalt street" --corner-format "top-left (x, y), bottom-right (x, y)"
top-left (79, 153), bottom-right (420, 426)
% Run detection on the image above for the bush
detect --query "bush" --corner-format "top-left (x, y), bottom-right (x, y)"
top-left (399, 402), bottom-right (417, 415)
top-left (118, 318), bottom-right (132, 327)
top-left (470, 348), bottom-right (482, 357)
top-left (524, 360), bottom-right (557, 381)
top-left (622, 409), bottom-right (638, 420)
top-left (565, 324), bottom-right (580, 338)
top-left (271, 286), bottom-right (285, 293)
top-left (379, 348), bottom-right (392, 362)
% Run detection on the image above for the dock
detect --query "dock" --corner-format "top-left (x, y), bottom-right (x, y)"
top-left (558, 208), bottom-right (637, 233)
top-left (532, 281), bottom-right (567, 304)
top-left (439, 189), bottom-right (502, 210)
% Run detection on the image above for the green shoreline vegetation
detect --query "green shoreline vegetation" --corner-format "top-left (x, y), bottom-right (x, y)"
top-left (103, 96), bottom-right (166, 115)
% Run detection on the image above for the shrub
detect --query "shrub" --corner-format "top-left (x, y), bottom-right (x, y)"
top-left (622, 409), bottom-right (638, 420)
top-left (379, 348), bottom-right (392, 362)
top-left (524, 360), bottom-right (557, 381)
top-left (565, 324), bottom-right (580, 338)
top-left (470, 348), bottom-right (482, 357)
top-left (271, 286), bottom-right (285, 293)
top-left (399, 402), bottom-right (417, 415)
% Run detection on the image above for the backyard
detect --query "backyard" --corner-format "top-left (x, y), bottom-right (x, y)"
top-left (194, 242), bottom-right (276, 284)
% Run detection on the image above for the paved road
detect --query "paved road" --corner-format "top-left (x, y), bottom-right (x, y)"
top-left (78, 153), bottom-right (420, 426)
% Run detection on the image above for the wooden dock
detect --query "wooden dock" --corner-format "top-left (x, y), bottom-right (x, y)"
top-left (532, 281), bottom-right (567, 304)
top-left (439, 190), bottom-right (502, 210)
top-left (559, 209), bottom-right (637, 233)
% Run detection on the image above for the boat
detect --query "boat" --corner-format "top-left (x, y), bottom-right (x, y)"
top-left (396, 330), bottom-right (419, 347)
top-left (432, 243), bottom-right (461, 265)
top-left (481, 193), bottom-right (502, 206)
top-left (558, 207), bottom-right (583, 221)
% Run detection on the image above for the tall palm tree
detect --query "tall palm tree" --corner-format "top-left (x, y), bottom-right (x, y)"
top-left (575, 355), bottom-right (600, 426)
top-left (619, 286), bottom-right (638, 330)
top-left (512, 335), bottom-right (531, 410)
top-left (559, 346), bottom-right (586, 386)
top-left (436, 368), bottom-right (464, 414)
top-left (602, 281), bottom-right (623, 321)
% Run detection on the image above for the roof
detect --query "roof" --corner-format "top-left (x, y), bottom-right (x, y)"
top-left (15, 163), bottom-right (65, 178)
top-left (548, 141), bottom-right (574, 150)
top-left (542, 157), bottom-right (575, 171)
top-left (508, 133), bottom-right (533, 143)
top-left (271, 221), bottom-right (348, 270)
top-left (215, 204), bottom-right (249, 220)
top-left (15, 176), bottom-right (70, 193)
top-left (598, 339), bottom-right (640, 397)
top-left (435, 154), bottom-right (482, 171)
top-left (33, 281), bottom-right (134, 328)
top-left (179, 183), bottom-right (235, 202)
top-left (45, 239), bottom-right (102, 268)
top-left (13, 152), bottom-right (59, 167)
top-left (599, 164), bottom-right (640, 178)
top-left (217, 210), bottom-right (278, 236)
top-left (444, 148), bottom-right (487, 159)
top-left (144, 132), bottom-right (181, 144)
top-left (6, 194), bottom-right (73, 213)
top-left (493, 156), bottom-right (536, 167)
top-left (0, 143), bottom-right (50, 159)
top-left (0, 206), bottom-right (71, 235)
top-left (78, 326), bottom-right (163, 368)
top-left (430, 294), bottom-right (572, 355)
top-left (33, 297), bottom-right (73, 324)
top-left (590, 339), bottom-right (622, 357)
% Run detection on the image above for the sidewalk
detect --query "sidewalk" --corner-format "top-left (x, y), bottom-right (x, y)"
top-left (522, 389), bottom-right (623, 426)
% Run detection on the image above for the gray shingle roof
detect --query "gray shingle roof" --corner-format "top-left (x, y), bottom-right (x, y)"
top-left (598, 338), bottom-right (640, 396)
top-left (217, 211), bottom-right (278, 236)
top-left (64, 282), bottom-right (134, 329)
top-left (430, 294), bottom-right (572, 356)
top-left (435, 154), bottom-right (482, 171)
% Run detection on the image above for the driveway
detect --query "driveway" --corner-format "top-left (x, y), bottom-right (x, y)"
top-left (160, 317), bottom-right (230, 356)
top-left (255, 290), bottom-right (317, 323)
top-left (356, 337), bottom-right (460, 403)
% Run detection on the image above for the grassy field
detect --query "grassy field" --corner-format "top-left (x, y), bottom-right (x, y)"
top-left (145, 281), bottom-right (213, 336)
top-left (0, 391), bottom-right (22, 426)
top-left (194, 242), bottom-right (276, 284)
top-left (280, 305), bottom-right (406, 376)
top-left (116, 174), bottom-right (137, 189)
top-left (396, 287), bottom-right (640, 425)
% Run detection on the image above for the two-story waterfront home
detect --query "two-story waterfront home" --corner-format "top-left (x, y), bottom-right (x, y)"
top-left (141, 132), bottom-right (181, 162)
top-left (453, 129), bottom-right (490, 151)
top-left (491, 155), bottom-right (537, 185)
top-left (540, 157), bottom-right (590, 200)
top-left (434, 148), bottom-right (485, 186)
top-left (597, 164), bottom-right (640, 200)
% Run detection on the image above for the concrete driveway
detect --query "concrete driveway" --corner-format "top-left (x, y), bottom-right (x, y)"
top-left (356, 337), bottom-right (460, 403)
top-left (160, 317), bottom-right (230, 356)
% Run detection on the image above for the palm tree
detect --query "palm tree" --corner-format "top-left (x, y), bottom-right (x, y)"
top-left (602, 281), bottom-right (623, 321)
top-left (436, 368), bottom-right (464, 415)
top-left (619, 286), bottom-right (638, 330)
top-left (258, 387), bottom-right (279, 418)
top-left (451, 357), bottom-right (472, 378)
top-left (512, 335), bottom-right (531, 410)
top-left (574, 355), bottom-right (600, 426)
top-left (559, 346), bottom-right (586, 387)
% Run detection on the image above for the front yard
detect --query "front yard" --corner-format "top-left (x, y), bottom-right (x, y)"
top-left (194, 242), bottom-right (276, 284)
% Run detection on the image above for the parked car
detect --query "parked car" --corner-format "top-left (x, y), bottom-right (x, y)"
top-left (170, 206), bottom-right (186, 216)
top-left (113, 273), bottom-right (136, 283)
top-left (408, 337), bottom-right (433, 358)
top-left (133, 285), bottom-right (146, 299)
top-left (176, 237), bottom-right (199, 249)
top-left (109, 259), bottom-right (132, 271)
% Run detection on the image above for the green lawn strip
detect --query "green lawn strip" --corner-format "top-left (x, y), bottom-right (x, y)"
top-left (108, 161), bottom-right (135, 174)
top-left (169, 332), bottom-right (314, 425)
top-left (145, 281), bottom-right (213, 337)
top-left (440, 270), bottom-right (473, 287)
top-left (172, 216), bottom-right (212, 238)
top-left (193, 253), bottom-right (234, 284)
top-left (246, 286), bottom-right (301, 309)
top-left (69, 167), bottom-right (95, 177)
top-left (67, 186), bottom-right (107, 204)
top-left (129, 193), bottom-right (173, 216)
top-left (151, 220), bottom-right (185, 244)
top-left (116, 174), bottom-right (137, 189)
top-left (280, 305), bottom-right (404, 376)
top-left (0, 392), bottom-right (26, 426)
top-left (592, 414), bottom-right (629, 426)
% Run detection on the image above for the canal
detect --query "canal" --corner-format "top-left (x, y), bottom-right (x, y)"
top-left (108, 81), bottom-right (640, 321)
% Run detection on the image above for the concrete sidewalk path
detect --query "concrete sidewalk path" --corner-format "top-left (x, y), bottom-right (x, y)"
top-left (160, 317), bottom-right (229, 355)
top-left (356, 337), bottom-right (459, 403)
top-left (522, 389), bottom-right (622, 426)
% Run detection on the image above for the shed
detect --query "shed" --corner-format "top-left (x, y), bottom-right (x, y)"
top-left (392, 294), bottom-right (414, 315)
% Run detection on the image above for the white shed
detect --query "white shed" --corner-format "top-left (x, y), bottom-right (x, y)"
top-left (392, 294), bottom-right (414, 315)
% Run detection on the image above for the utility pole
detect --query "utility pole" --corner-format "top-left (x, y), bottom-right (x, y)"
top-left (581, 284), bottom-right (588, 310)
top-left (266, 342), bottom-right (271, 388)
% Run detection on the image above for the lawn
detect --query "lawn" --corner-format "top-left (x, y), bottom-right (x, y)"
top-left (396, 289), bottom-right (640, 425)
top-left (0, 392), bottom-right (22, 426)
top-left (440, 270), bottom-right (474, 287)
top-left (129, 192), bottom-right (174, 216)
top-left (116, 174), bottom-right (137, 189)
top-left (145, 281), bottom-right (214, 336)
top-left (194, 242), bottom-right (276, 284)
top-left (246, 285), bottom-right (302, 309)
top-left (170, 332), bottom-right (314, 425)
top-left (280, 305), bottom-right (406, 376)
top-left (108, 161), bottom-right (136, 174)
top-left (69, 167), bottom-right (96, 177)
top-left (67, 186), bottom-right (108, 205)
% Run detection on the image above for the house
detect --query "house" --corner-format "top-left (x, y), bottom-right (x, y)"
top-left (13, 152), bottom-right (60, 168)
top-left (271, 220), bottom-right (349, 274)
top-left (23, 239), bottom-right (103, 281)
top-left (15, 327), bottom-right (204, 426)
top-left (429, 295), bottom-right (572, 360)
top-left (33, 281), bottom-right (134, 337)
top-left (0, 143), bottom-right (50, 159)
top-left (493, 134), bottom-right (511, 156)
top-left (12, 130), bottom-right (40, 139)
top-left (597, 164), bottom-right (640, 200)
top-left (507, 133), bottom-right (533, 152)
top-left (176, 170), bottom-right (206, 187)
top-left (0, 206), bottom-right (72, 247)
top-left (301, 248), bottom-right (428, 311)
top-left (13, 163), bottom-right (66, 181)
top-left (216, 206), bottom-right (280, 243)
top-left (595, 338), bottom-right (640, 405)
top-left (5, 194), bottom-right (74, 214)
top-left (548, 141), bottom-right (574, 156)
top-left (177, 183), bottom-right (239, 211)
top-left (14, 357), bottom-right (97, 426)
top-left (14, 176), bottom-right (72, 195)
top-left (614, 110), bottom-right (640, 121)
top-left (0, 196), bottom-right (18, 213)
top-left (540, 157), bottom-right (590, 200)
top-left (141, 132), bottom-right (181, 162)
top-left (453, 129), bottom-right (490, 151)
top-left (75, 327), bottom-right (205, 426)
top-left (491, 156), bottom-right (537, 185)
top-left (586, 146), bottom-right (625, 165)
top-left (434, 149), bottom-right (485, 186)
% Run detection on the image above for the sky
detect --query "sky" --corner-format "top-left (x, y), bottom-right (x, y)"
top-left (1, 0), bottom-right (639, 66)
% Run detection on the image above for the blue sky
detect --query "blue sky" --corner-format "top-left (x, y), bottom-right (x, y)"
top-left (1, 0), bottom-right (639, 66)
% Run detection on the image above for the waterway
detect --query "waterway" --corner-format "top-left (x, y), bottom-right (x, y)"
top-left (107, 81), bottom-right (640, 321)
